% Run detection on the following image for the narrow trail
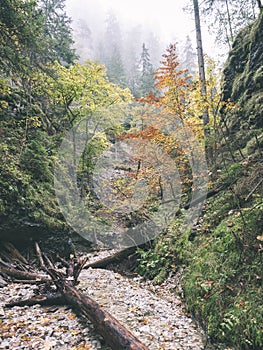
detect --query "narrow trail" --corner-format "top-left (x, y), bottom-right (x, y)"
top-left (0, 248), bottom-right (217, 350)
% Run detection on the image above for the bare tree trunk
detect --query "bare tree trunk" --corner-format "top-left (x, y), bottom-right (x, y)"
top-left (192, 0), bottom-right (209, 128)
top-left (225, 0), bottom-right (234, 42)
top-left (251, 0), bottom-right (256, 18)
top-left (256, 0), bottom-right (263, 10)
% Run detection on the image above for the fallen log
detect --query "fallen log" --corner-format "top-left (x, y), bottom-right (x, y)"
top-left (84, 247), bottom-right (138, 269)
top-left (58, 282), bottom-right (148, 350)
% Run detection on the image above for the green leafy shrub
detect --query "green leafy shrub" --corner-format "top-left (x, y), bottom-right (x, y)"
top-left (20, 139), bottom-right (52, 182)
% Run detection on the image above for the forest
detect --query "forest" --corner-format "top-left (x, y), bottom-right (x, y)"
top-left (0, 0), bottom-right (262, 349)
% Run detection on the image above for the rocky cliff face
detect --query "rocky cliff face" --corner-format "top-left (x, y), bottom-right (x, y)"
top-left (220, 11), bottom-right (263, 158)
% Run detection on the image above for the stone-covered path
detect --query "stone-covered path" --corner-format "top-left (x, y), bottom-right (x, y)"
top-left (0, 250), bottom-right (220, 350)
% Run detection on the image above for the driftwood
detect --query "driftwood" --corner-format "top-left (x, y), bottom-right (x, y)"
top-left (3, 242), bottom-right (148, 350)
top-left (45, 262), bottom-right (148, 349)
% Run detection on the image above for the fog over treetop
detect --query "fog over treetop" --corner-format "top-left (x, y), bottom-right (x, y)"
top-left (65, 0), bottom-right (220, 67)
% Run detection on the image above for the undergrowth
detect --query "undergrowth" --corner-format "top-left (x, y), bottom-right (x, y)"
top-left (136, 180), bottom-right (263, 349)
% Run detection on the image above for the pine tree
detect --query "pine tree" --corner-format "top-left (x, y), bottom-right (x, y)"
top-left (103, 12), bottom-right (122, 63)
top-left (182, 35), bottom-right (196, 77)
top-left (123, 26), bottom-right (142, 95)
top-left (146, 32), bottom-right (162, 69)
top-left (72, 19), bottom-right (93, 62)
top-left (137, 43), bottom-right (155, 97)
top-left (107, 47), bottom-right (127, 88)
top-left (100, 11), bottom-right (128, 88)
top-left (39, 0), bottom-right (77, 64)
top-left (0, 0), bottom-right (44, 75)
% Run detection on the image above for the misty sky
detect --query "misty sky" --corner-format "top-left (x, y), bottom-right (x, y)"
top-left (65, 0), bottom-right (222, 59)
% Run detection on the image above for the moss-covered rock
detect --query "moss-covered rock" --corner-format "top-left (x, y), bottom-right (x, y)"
top-left (220, 11), bottom-right (263, 159)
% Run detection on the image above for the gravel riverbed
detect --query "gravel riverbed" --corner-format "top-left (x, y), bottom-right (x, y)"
top-left (0, 250), bottom-right (229, 350)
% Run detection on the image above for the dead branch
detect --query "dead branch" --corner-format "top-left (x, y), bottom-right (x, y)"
top-left (2, 242), bottom-right (28, 264)
top-left (35, 242), bottom-right (45, 269)
top-left (245, 177), bottom-right (263, 201)
top-left (0, 275), bottom-right (7, 287)
top-left (5, 293), bottom-right (65, 307)
top-left (0, 266), bottom-right (49, 282)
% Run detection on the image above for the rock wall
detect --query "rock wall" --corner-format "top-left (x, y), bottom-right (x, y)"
top-left (220, 10), bottom-right (263, 157)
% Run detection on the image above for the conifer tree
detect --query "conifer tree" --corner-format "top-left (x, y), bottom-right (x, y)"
top-left (101, 11), bottom-right (127, 88)
top-left (123, 26), bottom-right (142, 95)
top-left (39, 0), bottom-right (76, 64)
top-left (72, 19), bottom-right (93, 62)
top-left (137, 43), bottom-right (155, 97)
top-left (182, 35), bottom-right (196, 77)
top-left (107, 47), bottom-right (127, 88)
